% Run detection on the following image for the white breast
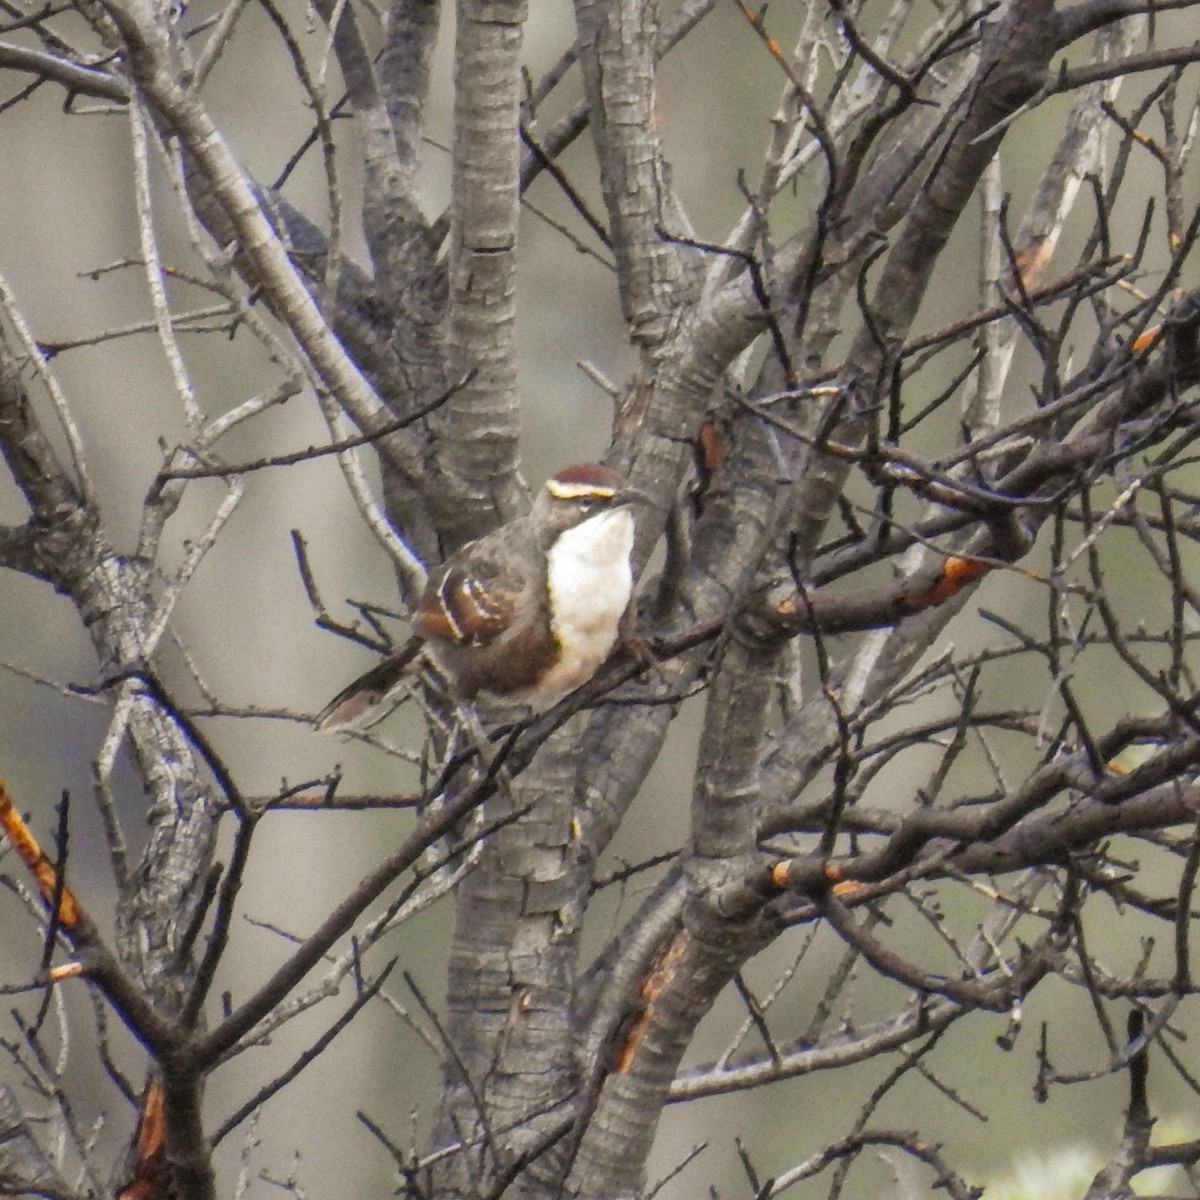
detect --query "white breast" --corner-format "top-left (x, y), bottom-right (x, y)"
top-left (538, 507), bottom-right (635, 699)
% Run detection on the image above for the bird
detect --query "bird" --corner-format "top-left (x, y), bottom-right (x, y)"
top-left (315, 463), bottom-right (649, 731)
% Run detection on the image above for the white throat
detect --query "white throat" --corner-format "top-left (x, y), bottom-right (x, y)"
top-left (538, 507), bottom-right (635, 699)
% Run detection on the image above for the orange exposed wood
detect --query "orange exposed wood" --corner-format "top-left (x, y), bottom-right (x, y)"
top-left (116, 1081), bottom-right (167, 1200)
top-left (831, 880), bottom-right (869, 899)
top-left (905, 556), bottom-right (991, 611)
top-left (1012, 238), bottom-right (1053, 290)
top-left (614, 929), bottom-right (692, 1073)
top-left (0, 777), bottom-right (82, 927)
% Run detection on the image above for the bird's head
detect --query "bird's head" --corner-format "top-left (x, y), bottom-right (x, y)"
top-left (532, 463), bottom-right (649, 544)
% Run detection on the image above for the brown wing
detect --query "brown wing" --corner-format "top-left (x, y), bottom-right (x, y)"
top-left (412, 542), bottom-right (527, 647)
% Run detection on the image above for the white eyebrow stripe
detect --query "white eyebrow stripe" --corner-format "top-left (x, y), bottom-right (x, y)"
top-left (438, 574), bottom-right (464, 639)
top-left (546, 481), bottom-right (615, 500)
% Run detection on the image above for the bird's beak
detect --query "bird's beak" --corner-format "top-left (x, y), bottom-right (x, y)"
top-left (616, 483), bottom-right (657, 511)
